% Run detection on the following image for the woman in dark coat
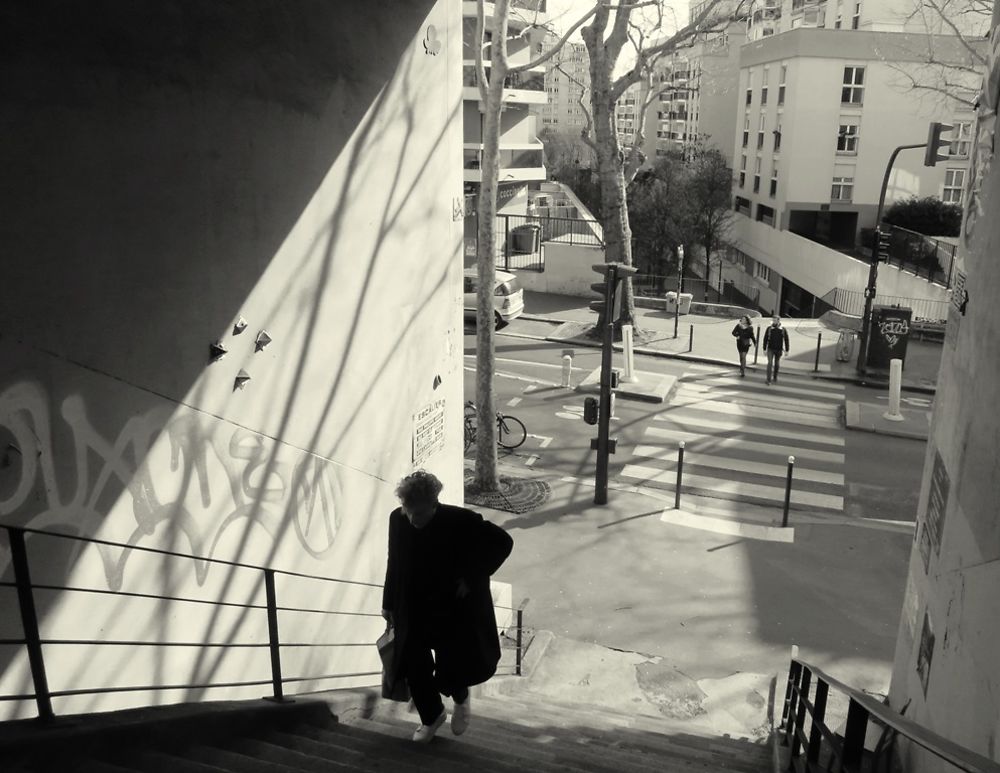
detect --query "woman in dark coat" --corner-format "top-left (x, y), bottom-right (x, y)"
top-left (381, 470), bottom-right (513, 743)
top-left (732, 315), bottom-right (757, 377)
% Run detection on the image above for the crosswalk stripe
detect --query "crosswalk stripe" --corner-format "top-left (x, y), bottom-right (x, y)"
top-left (645, 426), bottom-right (846, 464)
top-left (652, 412), bottom-right (845, 447)
top-left (675, 385), bottom-right (840, 416)
top-left (663, 397), bottom-right (840, 429)
top-left (683, 363), bottom-right (844, 392)
top-left (621, 463), bottom-right (844, 511)
top-left (633, 445), bottom-right (845, 485)
top-left (678, 376), bottom-right (844, 402)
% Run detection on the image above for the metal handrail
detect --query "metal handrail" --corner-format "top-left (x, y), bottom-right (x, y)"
top-left (1, 524), bottom-right (528, 720)
top-left (782, 656), bottom-right (1000, 772)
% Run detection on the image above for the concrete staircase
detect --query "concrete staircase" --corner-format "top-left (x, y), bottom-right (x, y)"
top-left (5, 688), bottom-right (772, 773)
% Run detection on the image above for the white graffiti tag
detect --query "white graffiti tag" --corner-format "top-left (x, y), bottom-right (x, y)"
top-left (878, 319), bottom-right (910, 349)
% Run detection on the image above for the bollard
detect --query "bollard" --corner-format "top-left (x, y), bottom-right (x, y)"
top-left (610, 391), bottom-right (617, 420)
top-left (675, 441), bottom-right (685, 509)
top-left (781, 456), bottom-right (795, 528)
top-left (622, 324), bottom-right (636, 383)
top-left (883, 358), bottom-right (904, 421)
top-left (561, 354), bottom-right (573, 388)
top-left (814, 333), bottom-right (823, 372)
top-left (754, 326), bottom-right (761, 364)
top-left (688, 324), bottom-right (694, 353)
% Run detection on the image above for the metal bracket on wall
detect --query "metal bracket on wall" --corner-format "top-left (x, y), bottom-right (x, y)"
top-left (234, 369), bottom-right (251, 391)
top-left (255, 331), bottom-right (272, 352)
top-left (209, 341), bottom-right (228, 362)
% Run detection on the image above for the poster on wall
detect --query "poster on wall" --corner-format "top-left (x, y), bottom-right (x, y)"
top-left (412, 400), bottom-right (446, 467)
top-left (916, 610), bottom-right (935, 697)
top-left (925, 450), bottom-right (951, 559)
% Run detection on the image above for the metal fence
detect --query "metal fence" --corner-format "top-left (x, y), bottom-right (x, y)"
top-left (474, 214), bottom-right (603, 272)
top-left (859, 224), bottom-right (958, 289)
top-left (830, 287), bottom-right (950, 322)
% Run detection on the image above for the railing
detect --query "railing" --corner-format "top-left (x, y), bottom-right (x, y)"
top-left (782, 656), bottom-right (1000, 772)
top-left (0, 525), bottom-right (528, 720)
top-left (858, 224), bottom-right (958, 289)
top-left (830, 288), bottom-right (950, 323)
top-left (632, 273), bottom-right (761, 308)
top-left (470, 214), bottom-right (603, 272)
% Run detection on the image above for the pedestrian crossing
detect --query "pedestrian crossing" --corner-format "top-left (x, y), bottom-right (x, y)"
top-left (620, 363), bottom-right (846, 512)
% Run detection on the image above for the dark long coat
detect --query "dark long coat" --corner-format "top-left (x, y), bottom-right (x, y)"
top-left (381, 504), bottom-right (514, 699)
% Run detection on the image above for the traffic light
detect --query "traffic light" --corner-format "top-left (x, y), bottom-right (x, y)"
top-left (610, 369), bottom-right (620, 389)
top-left (924, 122), bottom-right (953, 167)
top-left (875, 228), bottom-right (891, 262)
top-left (583, 396), bottom-right (598, 425)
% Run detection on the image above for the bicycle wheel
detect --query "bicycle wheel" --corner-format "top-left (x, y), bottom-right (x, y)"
top-left (464, 416), bottom-right (477, 453)
top-left (496, 415), bottom-right (527, 449)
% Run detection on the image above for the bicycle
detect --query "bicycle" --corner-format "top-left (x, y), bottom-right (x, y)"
top-left (464, 401), bottom-right (527, 452)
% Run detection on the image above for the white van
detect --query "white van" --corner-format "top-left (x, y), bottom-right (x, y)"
top-left (463, 269), bottom-right (524, 328)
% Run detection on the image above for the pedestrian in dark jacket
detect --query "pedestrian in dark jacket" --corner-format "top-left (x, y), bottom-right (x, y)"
top-left (731, 315), bottom-right (757, 377)
top-left (762, 316), bottom-right (790, 384)
top-left (382, 470), bottom-right (513, 744)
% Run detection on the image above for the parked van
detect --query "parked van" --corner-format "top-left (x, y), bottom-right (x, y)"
top-left (463, 269), bottom-right (524, 328)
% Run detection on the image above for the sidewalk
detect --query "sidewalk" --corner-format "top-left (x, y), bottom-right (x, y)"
top-left (520, 290), bottom-right (941, 394)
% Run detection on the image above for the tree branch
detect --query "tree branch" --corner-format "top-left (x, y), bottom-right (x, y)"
top-left (510, 5), bottom-right (601, 73)
top-left (476, 0), bottom-right (489, 104)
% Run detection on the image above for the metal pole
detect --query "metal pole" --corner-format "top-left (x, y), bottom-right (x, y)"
top-left (813, 332), bottom-right (822, 372)
top-left (781, 456), bottom-right (795, 528)
top-left (857, 143), bottom-right (926, 374)
top-left (503, 214), bottom-right (510, 271)
top-left (673, 246), bottom-right (684, 339)
top-left (688, 324), bottom-right (694, 353)
top-left (515, 606), bottom-right (523, 676)
top-left (675, 441), bottom-right (685, 509)
top-left (754, 326), bottom-right (760, 364)
top-left (264, 569), bottom-right (284, 701)
top-left (8, 528), bottom-right (54, 720)
top-left (595, 266), bottom-right (616, 505)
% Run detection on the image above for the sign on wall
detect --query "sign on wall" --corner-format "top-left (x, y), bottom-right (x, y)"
top-left (925, 450), bottom-right (951, 558)
top-left (916, 609), bottom-right (935, 697)
top-left (412, 400), bottom-right (446, 467)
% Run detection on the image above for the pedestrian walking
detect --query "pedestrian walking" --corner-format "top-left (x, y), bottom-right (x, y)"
top-left (731, 315), bottom-right (757, 377)
top-left (762, 315), bottom-right (790, 384)
top-left (381, 470), bottom-right (514, 744)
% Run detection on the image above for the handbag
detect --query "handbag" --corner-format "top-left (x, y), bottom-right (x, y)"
top-left (376, 625), bottom-right (411, 702)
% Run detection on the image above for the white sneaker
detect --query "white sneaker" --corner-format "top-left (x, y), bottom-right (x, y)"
top-left (451, 696), bottom-right (471, 736)
top-left (412, 710), bottom-right (447, 743)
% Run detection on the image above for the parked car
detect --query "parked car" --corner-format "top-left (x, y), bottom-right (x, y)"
top-left (463, 269), bottom-right (524, 328)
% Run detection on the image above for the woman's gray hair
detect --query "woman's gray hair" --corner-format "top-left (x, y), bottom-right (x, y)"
top-left (395, 470), bottom-right (443, 505)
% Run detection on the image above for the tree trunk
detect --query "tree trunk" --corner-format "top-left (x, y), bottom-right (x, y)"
top-left (473, 1), bottom-right (510, 493)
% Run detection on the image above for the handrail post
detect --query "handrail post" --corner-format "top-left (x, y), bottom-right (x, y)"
top-left (807, 679), bottom-right (829, 763)
top-left (7, 527), bottom-right (54, 720)
top-left (843, 697), bottom-right (870, 769)
top-left (782, 456), bottom-right (795, 528)
top-left (781, 659), bottom-right (801, 733)
top-left (791, 667), bottom-right (812, 760)
top-left (263, 569), bottom-right (284, 701)
top-left (515, 607), bottom-right (523, 676)
top-left (675, 441), bottom-right (685, 509)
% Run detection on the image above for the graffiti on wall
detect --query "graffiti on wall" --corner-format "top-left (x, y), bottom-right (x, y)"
top-left (0, 381), bottom-right (341, 590)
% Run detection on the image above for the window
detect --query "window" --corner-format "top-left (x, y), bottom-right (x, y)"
top-left (735, 195), bottom-right (752, 215)
top-left (835, 12), bottom-right (842, 27)
top-left (837, 123), bottom-right (859, 153)
top-left (754, 157), bottom-right (762, 193)
top-left (778, 65), bottom-right (787, 104)
top-left (851, 2), bottom-right (861, 28)
top-left (739, 155), bottom-right (747, 187)
top-left (842, 66), bottom-right (864, 104)
top-left (774, 121), bottom-right (782, 151)
top-left (743, 114), bottom-right (750, 148)
top-left (746, 87), bottom-right (752, 106)
top-left (950, 121), bottom-right (972, 157)
top-left (755, 261), bottom-right (772, 281)
top-left (756, 204), bottom-right (776, 226)
top-left (831, 176), bottom-right (854, 201)
top-left (762, 66), bottom-right (769, 104)
top-left (758, 112), bottom-right (766, 149)
top-left (770, 164), bottom-right (778, 197)
top-left (943, 169), bottom-right (965, 203)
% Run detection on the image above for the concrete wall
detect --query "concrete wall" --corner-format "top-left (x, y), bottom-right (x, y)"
top-left (887, 26), bottom-right (1000, 767)
top-left (515, 243), bottom-right (606, 296)
top-left (731, 216), bottom-right (952, 303)
top-left (0, 0), bottom-right (463, 719)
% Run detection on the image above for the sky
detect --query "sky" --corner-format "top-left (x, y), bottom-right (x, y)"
top-left (542, 0), bottom-right (690, 36)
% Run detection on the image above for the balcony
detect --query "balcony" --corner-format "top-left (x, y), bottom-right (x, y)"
top-left (463, 145), bottom-right (546, 184)
top-left (462, 65), bottom-right (547, 104)
top-left (465, 1), bottom-right (547, 24)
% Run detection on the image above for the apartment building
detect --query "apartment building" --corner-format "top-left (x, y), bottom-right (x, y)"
top-left (462, 0), bottom-right (548, 219)
top-left (535, 39), bottom-right (590, 134)
top-left (724, 0), bottom-right (981, 315)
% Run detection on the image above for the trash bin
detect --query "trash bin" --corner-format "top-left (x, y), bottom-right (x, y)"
top-left (508, 223), bottom-right (541, 254)
top-left (867, 305), bottom-right (912, 371)
top-left (835, 329), bottom-right (856, 362)
top-left (664, 291), bottom-right (694, 314)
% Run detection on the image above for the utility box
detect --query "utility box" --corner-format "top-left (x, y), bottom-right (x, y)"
top-left (867, 305), bottom-right (912, 371)
top-left (508, 223), bottom-right (541, 254)
top-left (665, 291), bottom-right (693, 314)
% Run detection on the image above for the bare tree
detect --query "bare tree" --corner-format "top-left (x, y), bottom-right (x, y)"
top-left (578, 0), bottom-right (740, 333)
top-left (470, 0), bottom-right (596, 492)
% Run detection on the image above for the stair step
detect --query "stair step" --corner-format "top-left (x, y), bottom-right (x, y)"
top-left (363, 711), bottom-right (756, 773)
top-left (227, 736), bottom-right (362, 773)
top-left (74, 763), bottom-right (142, 773)
top-left (132, 751), bottom-right (230, 773)
top-left (186, 744), bottom-right (303, 773)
